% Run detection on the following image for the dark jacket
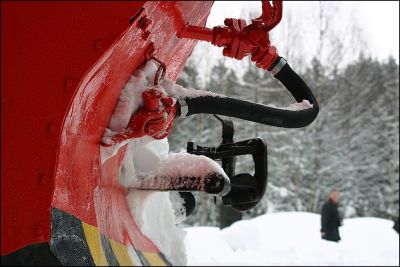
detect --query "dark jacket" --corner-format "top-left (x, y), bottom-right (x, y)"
top-left (394, 218), bottom-right (399, 233)
top-left (321, 199), bottom-right (341, 242)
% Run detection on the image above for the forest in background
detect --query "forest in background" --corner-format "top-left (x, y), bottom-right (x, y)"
top-left (167, 2), bottom-right (399, 227)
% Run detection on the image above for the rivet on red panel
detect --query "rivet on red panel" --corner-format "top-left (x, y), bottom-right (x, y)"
top-left (47, 123), bottom-right (56, 135)
top-left (38, 175), bottom-right (48, 185)
top-left (94, 40), bottom-right (103, 50)
top-left (64, 79), bottom-right (73, 88)
top-left (142, 31), bottom-right (151, 40)
top-left (137, 17), bottom-right (151, 30)
top-left (34, 225), bottom-right (43, 237)
top-left (130, 7), bottom-right (145, 25)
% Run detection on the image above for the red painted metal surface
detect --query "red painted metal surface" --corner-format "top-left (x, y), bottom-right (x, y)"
top-left (95, 145), bottom-right (158, 252)
top-left (53, 0), bottom-right (212, 253)
top-left (52, 0), bottom-right (212, 251)
top-left (1, 0), bottom-right (212, 255)
top-left (180, 0), bottom-right (282, 69)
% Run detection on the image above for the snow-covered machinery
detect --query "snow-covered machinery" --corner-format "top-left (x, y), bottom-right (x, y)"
top-left (1, 1), bottom-right (318, 265)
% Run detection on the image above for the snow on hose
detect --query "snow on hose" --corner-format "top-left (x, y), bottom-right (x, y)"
top-left (176, 57), bottom-right (319, 128)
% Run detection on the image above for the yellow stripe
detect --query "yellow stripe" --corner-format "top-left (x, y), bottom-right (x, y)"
top-left (109, 239), bottom-right (135, 266)
top-left (142, 252), bottom-right (167, 266)
top-left (82, 222), bottom-right (109, 266)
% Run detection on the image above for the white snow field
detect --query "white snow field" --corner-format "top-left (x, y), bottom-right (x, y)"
top-left (184, 212), bottom-right (399, 266)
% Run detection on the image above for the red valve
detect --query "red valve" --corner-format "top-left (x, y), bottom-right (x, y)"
top-left (102, 88), bottom-right (177, 146)
top-left (179, 0), bottom-right (282, 70)
top-left (142, 89), bottom-right (162, 111)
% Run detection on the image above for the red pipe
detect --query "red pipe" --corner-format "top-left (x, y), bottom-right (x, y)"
top-left (179, 25), bottom-right (214, 43)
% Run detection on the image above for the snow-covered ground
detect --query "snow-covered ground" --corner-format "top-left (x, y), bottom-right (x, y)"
top-left (184, 212), bottom-right (399, 266)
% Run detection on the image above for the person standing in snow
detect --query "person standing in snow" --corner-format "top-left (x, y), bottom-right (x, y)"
top-left (320, 190), bottom-right (342, 242)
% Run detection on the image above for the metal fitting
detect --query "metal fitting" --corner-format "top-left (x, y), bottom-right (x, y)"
top-left (270, 57), bottom-right (286, 76)
top-left (177, 99), bottom-right (188, 118)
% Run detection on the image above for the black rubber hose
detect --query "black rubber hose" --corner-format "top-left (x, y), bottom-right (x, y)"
top-left (182, 58), bottom-right (319, 128)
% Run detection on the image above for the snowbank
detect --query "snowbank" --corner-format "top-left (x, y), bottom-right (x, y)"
top-left (184, 212), bottom-right (399, 266)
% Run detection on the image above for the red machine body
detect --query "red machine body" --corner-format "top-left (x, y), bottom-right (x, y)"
top-left (2, 0), bottom-right (285, 259)
top-left (1, 1), bottom-right (212, 256)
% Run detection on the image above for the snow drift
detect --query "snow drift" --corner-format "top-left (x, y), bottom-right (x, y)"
top-left (184, 212), bottom-right (399, 266)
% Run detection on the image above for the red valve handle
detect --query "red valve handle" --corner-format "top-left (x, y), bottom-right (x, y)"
top-left (102, 89), bottom-right (177, 147)
top-left (252, 1), bottom-right (282, 31)
top-left (179, 0), bottom-right (282, 68)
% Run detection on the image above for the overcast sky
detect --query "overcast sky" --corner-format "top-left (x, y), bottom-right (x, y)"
top-left (205, 1), bottom-right (399, 62)
top-left (356, 1), bottom-right (399, 60)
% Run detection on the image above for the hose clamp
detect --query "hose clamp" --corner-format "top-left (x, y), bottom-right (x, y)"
top-left (270, 57), bottom-right (287, 76)
top-left (178, 99), bottom-right (189, 118)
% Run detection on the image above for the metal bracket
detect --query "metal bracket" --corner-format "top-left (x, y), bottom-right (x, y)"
top-left (187, 116), bottom-right (268, 211)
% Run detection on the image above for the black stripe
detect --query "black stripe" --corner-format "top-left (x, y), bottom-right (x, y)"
top-left (1, 242), bottom-right (62, 266)
top-left (135, 249), bottom-right (150, 266)
top-left (100, 234), bottom-right (120, 266)
top-left (50, 207), bottom-right (95, 266)
top-left (158, 252), bottom-right (172, 266)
